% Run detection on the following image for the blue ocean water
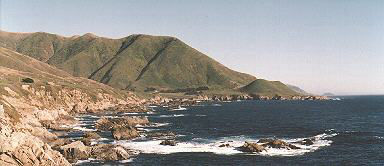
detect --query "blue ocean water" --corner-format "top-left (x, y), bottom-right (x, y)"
top-left (78, 95), bottom-right (384, 165)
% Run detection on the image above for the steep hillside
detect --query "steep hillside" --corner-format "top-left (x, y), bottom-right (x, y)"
top-left (0, 47), bottom-right (138, 109)
top-left (0, 47), bottom-right (143, 165)
top-left (0, 31), bottom-right (256, 91)
top-left (240, 79), bottom-right (300, 96)
top-left (88, 35), bottom-right (256, 90)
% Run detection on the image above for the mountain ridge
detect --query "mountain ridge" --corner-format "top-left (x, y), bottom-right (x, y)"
top-left (0, 30), bottom-right (304, 96)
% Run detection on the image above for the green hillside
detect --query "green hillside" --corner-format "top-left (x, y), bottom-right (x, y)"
top-left (0, 31), bottom-right (256, 91)
top-left (240, 79), bottom-right (300, 96)
top-left (0, 47), bottom-right (130, 100)
top-left (0, 30), bottom-right (309, 96)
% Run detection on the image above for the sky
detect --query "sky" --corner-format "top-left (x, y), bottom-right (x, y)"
top-left (1, 0), bottom-right (383, 95)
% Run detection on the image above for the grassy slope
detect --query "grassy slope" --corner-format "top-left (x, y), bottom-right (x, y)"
top-left (89, 35), bottom-right (256, 90)
top-left (0, 31), bottom-right (256, 91)
top-left (240, 79), bottom-right (300, 96)
top-left (0, 31), bottom-right (305, 96)
top-left (0, 47), bottom-right (130, 100)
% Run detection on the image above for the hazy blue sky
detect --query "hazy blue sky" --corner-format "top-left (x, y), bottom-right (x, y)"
top-left (1, 0), bottom-right (383, 95)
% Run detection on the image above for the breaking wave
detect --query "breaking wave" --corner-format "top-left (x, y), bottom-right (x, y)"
top-left (116, 132), bottom-right (337, 156)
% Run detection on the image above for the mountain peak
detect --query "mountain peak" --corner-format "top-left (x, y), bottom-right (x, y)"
top-left (82, 33), bottom-right (98, 38)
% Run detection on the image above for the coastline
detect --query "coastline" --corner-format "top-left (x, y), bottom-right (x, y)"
top-left (0, 81), bottom-right (330, 165)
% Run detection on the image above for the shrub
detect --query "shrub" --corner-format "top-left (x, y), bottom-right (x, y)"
top-left (21, 78), bottom-right (34, 83)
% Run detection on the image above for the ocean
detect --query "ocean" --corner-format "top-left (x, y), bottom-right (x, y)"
top-left (77, 95), bottom-right (384, 165)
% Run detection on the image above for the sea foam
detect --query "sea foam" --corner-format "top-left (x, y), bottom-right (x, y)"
top-left (116, 133), bottom-right (337, 156)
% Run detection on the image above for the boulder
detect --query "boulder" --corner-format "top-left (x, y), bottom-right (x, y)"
top-left (112, 126), bottom-right (140, 140)
top-left (300, 138), bottom-right (314, 146)
top-left (288, 144), bottom-right (301, 149)
top-left (59, 141), bottom-right (90, 162)
top-left (80, 132), bottom-right (101, 145)
top-left (90, 144), bottom-right (130, 160)
top-left (240, 141), bottom-right (265, 152)
top-left (83, 132), bottom-right (101, 139)
top-left (48, 138), bottom-right (72, 150)
top-left (0, 153), bottom-right (19, 166)
top-left (96, 116), bottom-right (149, 131)
top-left (160, 140), bottom-right (177, 146)
top-left (44, 123), bottom-right (73, 132)
top-left (262, 139), bottom-right (301, 150)
top-left (265, 140), bottom-right (289, 148)
top-left (219, 143), bottom-right (230, 147)
top-left (11, 143), bottom-right (70, 166)
top-left (81, 138), bottom-right (93, 146)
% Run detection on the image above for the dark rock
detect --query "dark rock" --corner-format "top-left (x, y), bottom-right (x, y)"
top-left (288, 144), bottom-right (301, 149)
top-left (219, 144), bottom-right (230, 147)
top-left (301, 139), bottom-right (314, 146)
top-left (160, 140), bottom-right (177, 146)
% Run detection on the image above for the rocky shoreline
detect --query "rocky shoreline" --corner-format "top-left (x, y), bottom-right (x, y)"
top-left (0, 81), bottom-right (329, 165)
top-left (0, 80), bottom-right (145, 165)
top-left (148, 94), bottom-right (329, 110)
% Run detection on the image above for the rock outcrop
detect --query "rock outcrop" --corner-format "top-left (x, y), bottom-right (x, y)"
top-left (239, 141), bottom-right (266, 152)
top-left (0, 123), bottom-right (70, 166)
top-left (296, 138), bottom-right (314, 146)
top-left (160, 140), bottom-right (177, 146)
top-left (112, 126), bottom-right (140, 140)
top-left (90, 144), bottom-right (131, 161)
top-left (59, 141), bottom-right (90, 163)
top-left (219, 143), bottom-right (231, 147)
top-left (0, 72), bottom-right (142, 164)
top-left (95, 116), bottom-right (149, 131)
top-left (80, 132), bottom-right (101, 146)
top-left (239, 139), bottom-right (303, 153)
top-left (262, 139), bottom-right (300, 149)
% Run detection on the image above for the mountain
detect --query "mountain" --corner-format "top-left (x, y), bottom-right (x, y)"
top-left (286, 84), bottom-right (311, 95)
top-left (0, 30), bottom-right (310, 96)
top-left (0, 47), bottom-right (145, 165)
top-left (0, 47), bottom-right (133, 104)
top-left (0, 31), bottom-right (256, 91)
top-left (240, 79), bottom-right (300, 96)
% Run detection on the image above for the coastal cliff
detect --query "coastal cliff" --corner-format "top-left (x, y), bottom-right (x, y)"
top-left (0, 47), bottom-right (143, 165)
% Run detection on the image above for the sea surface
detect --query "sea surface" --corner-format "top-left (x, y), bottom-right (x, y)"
top-left (76, 95), bottom-right (384, 165)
